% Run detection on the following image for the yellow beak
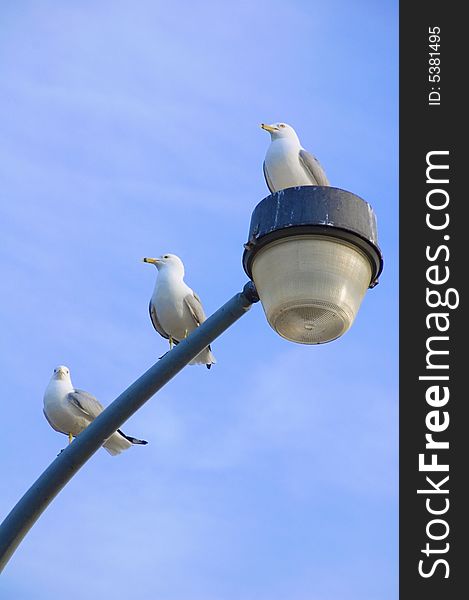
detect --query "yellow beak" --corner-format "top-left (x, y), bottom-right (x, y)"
top-left (142, 257), bottom-right (160, 264)
top-left (260, 123), bottom-right (278, 133)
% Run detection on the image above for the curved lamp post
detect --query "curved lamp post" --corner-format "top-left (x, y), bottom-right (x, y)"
top-left (0, 185), bottom-right (383, 572)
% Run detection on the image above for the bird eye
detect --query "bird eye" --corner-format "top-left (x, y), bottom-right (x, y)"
top-left (279, 124), bottom-right (286, 128)
top-left (163, 255), bottom-right (169, 259)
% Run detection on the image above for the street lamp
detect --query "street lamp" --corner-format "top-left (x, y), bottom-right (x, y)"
top-left (243, 186), bottom-right (383, 344)
top-left (0, 186), bottom-right (383, 572)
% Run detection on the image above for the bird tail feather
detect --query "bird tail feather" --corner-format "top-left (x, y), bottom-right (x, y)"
top-left (189, 346), bottom-right (216, 369)
top-left (102, 430), bottom-right (148, 456)
top-left (118, 429), bottom-right (148, 445)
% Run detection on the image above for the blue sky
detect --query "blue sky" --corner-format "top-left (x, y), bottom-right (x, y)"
top-left (0, 1), bottom-right (398, 598)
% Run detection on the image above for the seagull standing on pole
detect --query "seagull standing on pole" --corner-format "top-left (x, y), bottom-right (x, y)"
top-left (261, 122), bottom-right (330, 193)
top-left (43, 366), bottom-right (148, 455)
top-left (142, 254), bottom-right (216, 369)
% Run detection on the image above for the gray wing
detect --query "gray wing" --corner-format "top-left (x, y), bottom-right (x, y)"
top-left (67, 389), bottom-right (104, 420)
top-left (299, 149), bottom-right (330, 186)
top-left (184, 291), bottom-right (207, 327)
top-left (149, 300), bottom-right (170, 340)
top-left (263, 160), bottom-right (275, 193)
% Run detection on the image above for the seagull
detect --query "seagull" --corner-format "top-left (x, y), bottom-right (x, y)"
top-left (43, 365), bottom-right (148, 456)
top-left (261, 122), bottom-right (330, 193)
top-left (142, 253), bottom-right (216, 369)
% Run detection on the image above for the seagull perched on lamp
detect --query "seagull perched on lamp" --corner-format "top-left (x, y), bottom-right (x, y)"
top-left (261, 122), bottom-right (330, 193)
top-left (143, 253), bottom-right (216, 369)
top-left (43, 366), bottom-right (148, 455)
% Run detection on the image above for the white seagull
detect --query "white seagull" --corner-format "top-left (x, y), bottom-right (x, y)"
top-left (43, 365), bottom-right (148, 455)
top-left (143, 253), bottom-right (216, 369)
top-left (261, 122), bottom-right (330, 193)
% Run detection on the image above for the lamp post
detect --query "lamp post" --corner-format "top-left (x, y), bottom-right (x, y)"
top-left (0, 186), bottom-right (383, 572)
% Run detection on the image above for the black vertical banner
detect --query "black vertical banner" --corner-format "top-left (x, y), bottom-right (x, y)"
top-left (400, 2), bottom-right (466, 598)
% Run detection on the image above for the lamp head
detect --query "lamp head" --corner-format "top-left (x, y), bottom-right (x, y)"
top-left (243, 186), bottom-right (383, 344)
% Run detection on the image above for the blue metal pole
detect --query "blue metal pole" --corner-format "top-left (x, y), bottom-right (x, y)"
top-left (0, 283), bottom-right (259, 572)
